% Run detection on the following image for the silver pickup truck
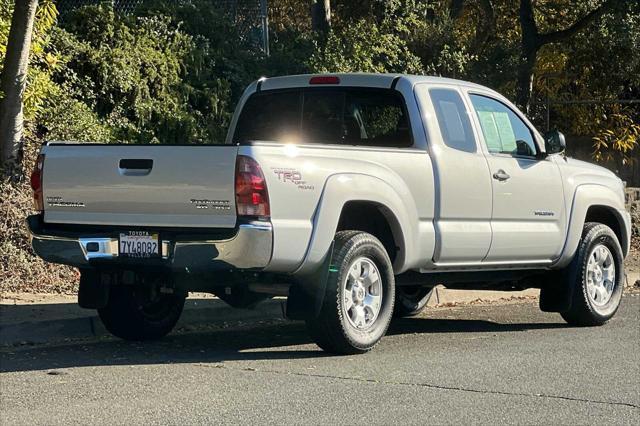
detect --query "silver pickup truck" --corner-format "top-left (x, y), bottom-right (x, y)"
top-left (28, 73), bottom-right (632, 354)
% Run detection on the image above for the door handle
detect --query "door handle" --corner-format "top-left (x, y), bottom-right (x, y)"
top-left (492, 169), bottom-right (510, 181)
top-left (119, 159), bottom-right (153, 170)
top-left (119, 159), bottom-right (153, 176)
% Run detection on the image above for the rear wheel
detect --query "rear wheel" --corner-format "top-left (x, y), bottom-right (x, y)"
top-left (560, 222), bottom-right (624, 326)
top-left (98, 284), bottom-right (185, 341)
top-left (306, 231), bottom-right (395, 354)
top-left (394, 286), bottom-right (433, 317)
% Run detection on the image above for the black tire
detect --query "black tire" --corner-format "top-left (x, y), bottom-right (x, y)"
top-left (98, 286), bottom-right (185, 341)
top-left (560, 222), bottom-right (624, 326)
top-left (306, 231), bottom-right (395, 355)
top-left (394, 286), bottom-right (433, 318)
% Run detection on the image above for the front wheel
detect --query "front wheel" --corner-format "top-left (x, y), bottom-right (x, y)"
top-left (98, 285), bottom-right (185, 341)
top-left (560, 222), bottom-right (624, 326)
top-left (306, 231), bottom-right (395, 354)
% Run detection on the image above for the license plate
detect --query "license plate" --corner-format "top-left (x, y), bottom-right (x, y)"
top-left (119, 231), bottom-right (159, 258)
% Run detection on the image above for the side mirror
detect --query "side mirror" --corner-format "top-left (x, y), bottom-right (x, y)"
top-left (544, 130), bottom-right (566, 155)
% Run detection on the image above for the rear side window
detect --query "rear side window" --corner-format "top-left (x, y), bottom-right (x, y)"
top-left (429, 88), bottom-right (476, 153)
top-left (234, 88), bottom-right (411, 147)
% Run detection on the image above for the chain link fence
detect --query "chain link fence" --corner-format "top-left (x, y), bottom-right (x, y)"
top-left (56, 0), bottom-right (269, 53)
top-left (57, 0), bottom-right (143, 12)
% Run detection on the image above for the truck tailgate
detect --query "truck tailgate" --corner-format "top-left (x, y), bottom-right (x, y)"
top-left (41, 144), bottom-right (238, 228)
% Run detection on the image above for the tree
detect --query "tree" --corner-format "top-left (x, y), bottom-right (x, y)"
top-left (515, 0), bottom-right (617, 112)
top-left (448, 0), bottom-right (497, 52)
top-left (473, 0), bottom-right (495, 52)
top-left (0, 0), bottom-right (39, 173)
top-left (449, 0), bottom-right (465, 20)
top-left (311, 0), bottom-right (331, 34)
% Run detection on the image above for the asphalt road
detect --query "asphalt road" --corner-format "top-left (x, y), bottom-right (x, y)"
top-left (1, 295), bottom-right (639, 425)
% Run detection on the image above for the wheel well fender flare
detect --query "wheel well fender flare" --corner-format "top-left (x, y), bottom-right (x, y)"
top-left (554, 184), bottom-right (629, 269)
top-left (294, 173), bottom-right (417, 275)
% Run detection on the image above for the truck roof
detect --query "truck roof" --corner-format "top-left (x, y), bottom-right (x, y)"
top-left (256, 73), bottom-right (499, 95)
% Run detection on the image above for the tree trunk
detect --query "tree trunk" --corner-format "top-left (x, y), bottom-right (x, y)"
top-left (0, 0), bottom-right (39, 173)
top-left (515, 48), bottom-right (538, 114)
top-left (310, 0), bottom-right (331, 34)
top-left (515, 0), bottom-right (538, 113)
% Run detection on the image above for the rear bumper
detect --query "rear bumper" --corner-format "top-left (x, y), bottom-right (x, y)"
top-left (26, 215), bottom-right (273, 271)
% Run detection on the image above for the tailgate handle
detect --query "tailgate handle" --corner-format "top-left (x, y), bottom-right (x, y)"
top-left (119, 159), bottom-right (153, 176)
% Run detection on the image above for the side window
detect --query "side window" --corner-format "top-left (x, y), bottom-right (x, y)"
top-left (430, 88), bottom-right (476, 153)
top-left (470, 94), bottom-right (537, 157)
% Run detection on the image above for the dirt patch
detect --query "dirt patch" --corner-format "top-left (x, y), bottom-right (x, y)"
top-left (435, 295), bottom-right (538, 308)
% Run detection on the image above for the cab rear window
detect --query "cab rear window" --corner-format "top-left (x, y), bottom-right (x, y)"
top-left (234, 88), bottom-right (412, 148)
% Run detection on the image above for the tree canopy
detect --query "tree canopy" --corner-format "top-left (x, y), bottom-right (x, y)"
top-left (0, 0), bottom-right (638, 173)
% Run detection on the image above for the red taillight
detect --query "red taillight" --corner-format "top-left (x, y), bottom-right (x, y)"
top-left (30, 154), bottom-right (45, 212)
top-left (235, 156), bottom-right (270, 217)
top-left (309, 75), bottom-right (340, 85)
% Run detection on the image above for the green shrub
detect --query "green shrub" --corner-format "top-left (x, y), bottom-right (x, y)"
top-left (45, 5), bottom-right (232, 144)
top-left (308, 20), bottom-right (424, 74)
top-left (39, 85), bottom-right (115, 142)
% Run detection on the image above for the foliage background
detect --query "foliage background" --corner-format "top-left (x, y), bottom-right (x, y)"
top-left (1, 0), bottom-right (639, 293)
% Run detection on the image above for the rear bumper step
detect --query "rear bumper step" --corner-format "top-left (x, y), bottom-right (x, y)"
top-left (26, 216), bottom-right (273, 271)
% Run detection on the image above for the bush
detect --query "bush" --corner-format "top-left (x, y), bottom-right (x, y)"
top-left (39, 86), bottom-right (115, 142)
top-left (308, 20), bottom-right (424, 74)
top-left (37, 5), bottom-right (236, 145)
top-left (1, 142), bottom-right (79, 295)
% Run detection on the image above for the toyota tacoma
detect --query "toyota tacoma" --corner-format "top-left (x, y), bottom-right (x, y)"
top-left (27, 74), bottom-right (632, 354)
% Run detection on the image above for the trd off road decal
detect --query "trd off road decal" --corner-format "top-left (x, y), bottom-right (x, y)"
top-left (272, 167), bottom-right (314, 191)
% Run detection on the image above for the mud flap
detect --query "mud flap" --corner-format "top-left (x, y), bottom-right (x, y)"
top-left (286, 242), bottom-right (334, 320)
top-left (539, 269), bottom-right (574, 312)
top-left (78, 269), bottom-right (110, 309)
